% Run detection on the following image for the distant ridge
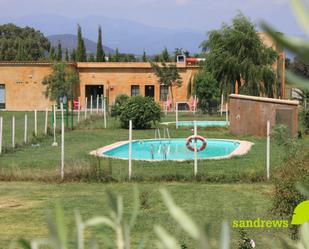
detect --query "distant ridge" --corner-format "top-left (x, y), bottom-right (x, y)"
top-left (47, 34), bottom-right (114, 54)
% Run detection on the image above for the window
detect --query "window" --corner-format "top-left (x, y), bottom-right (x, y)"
top-left (131, 85), bottom-right (140, 96)
top-left (160, 85), bottom-right (168, 101)
top-left (0, 84), bottom-right (5, 109)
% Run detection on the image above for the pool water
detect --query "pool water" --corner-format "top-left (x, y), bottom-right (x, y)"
top-left (103, 139), bottom-right (239, 161)
top-left (161, 121), bottom-right (230, 127)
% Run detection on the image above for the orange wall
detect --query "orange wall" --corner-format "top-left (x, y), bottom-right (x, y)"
top-left (0, 63), bottom-right (53, 110)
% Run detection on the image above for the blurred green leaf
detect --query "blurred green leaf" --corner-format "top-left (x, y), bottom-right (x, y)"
top-left (129, 185), bottom-right (140, 228)
top-left (296, 183), bottom-right (309, 198)
top-left (154, 225), bottom-right (181, 249)
top-left (18, 239), bottom-right (32, 249)
top-left (160, 189), bottom-right (200, 240)
top-left (286, 71), bottom-right (309, 90)
top-left (290, 0), bottom-right (309, 35)
top-left (299, 221), bottom-right (309, 249)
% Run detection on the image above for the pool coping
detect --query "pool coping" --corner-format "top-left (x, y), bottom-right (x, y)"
top-left (90, 138), bottom-right (254, 162)
top-left (160, 121), bottom-right (230, 126)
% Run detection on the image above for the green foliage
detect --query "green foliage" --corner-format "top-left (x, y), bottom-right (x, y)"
top-left (194, 69), bottom-right (220, 113)
top-left (70, 49), bottom-right (76, 62)
top-left (88, 53), bottom-right (95, 62)
top-left (237, 229), bottom-right (253, 249)
top-left (110, 94), bottom-right (130, 117)
top-left (151, 62), bottom-right (182, 105)
top-left (272, 124), bottom-right (290, 146)
top-left (42, 62), bottom-right (79, 101)
top-left (49, 46), bottom-right (56, 61)
top-left (76, 24), bottom-right (87, 62)
top-left (0, 23), bottom-right (50, 61)
top-left (119, 96), bottom-right (161, 129)
top-left (304, 109), bottom-right (309, 131)
top-left (161, 47), bottom-right (171, 62)
top-left (201, 13), bottom-right (278, 97)
top-left (96, 25), bottom-right (105, 62)
top-left (64, 48), bottom-right (69, 62)
top-left (113, 48), bottom-right (120, 62)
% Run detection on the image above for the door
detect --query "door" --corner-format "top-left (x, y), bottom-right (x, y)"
top-left (85, 85), bottom-right (104, 108)
top-left (145, 85), bottom-right (155, 99)
top-left (0, 84), bottom-right (5, 109)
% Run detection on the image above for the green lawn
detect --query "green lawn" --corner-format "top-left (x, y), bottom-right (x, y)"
top-left (0, 111), bottom-right (284, 181)
top-left (0, 182), bottom-right (288, 248)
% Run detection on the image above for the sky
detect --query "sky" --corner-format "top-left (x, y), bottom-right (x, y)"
top-left (0, 0), bottom-right (305, 34)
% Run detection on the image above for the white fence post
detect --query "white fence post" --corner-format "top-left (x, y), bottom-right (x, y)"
top-left (103, 97), bottom-right (107, 129)
top-left (44, 108), bottom-right (48, 135)
top-left (176, 102), bottom-right (179, 129)
top-left (77, 98), bottom-right (81, 124)
top-left (101, 95), bottom-right (104, 114)
top-left (85, 97), bottom-right (88, 120)
top-left (61, 103), bottom-right (65, 180)
top-left (96, 94), bottom-right (99, 114)
top-left (0, 117), bottom-right (2, 154)
top-left (220, 94), bottom-right (224, 116)
top-left (52, 105), bottom-right (58, 146)
top-left (12, 116), bottom-right (15, 149)
top-left (90, 95), bottom-right (93, 115)
top-left (24, 114), bottom-right (28, 144)
top-left (129, 120), bottom-right (132, 180)
top-left (34, 110), bottom-right (37, 136)
top-left (266, 120), bottom-right (270, 180)
top-left (194, 120), bottom-right (198, 176)
top-left (225, 103), bottom-right (228, 123)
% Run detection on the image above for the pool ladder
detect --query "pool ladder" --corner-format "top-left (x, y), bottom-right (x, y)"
top-left (155, 128), bottom-right (171, 157)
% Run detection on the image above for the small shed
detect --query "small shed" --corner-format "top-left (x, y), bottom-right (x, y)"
top-left (229, 94), bottom-right (299, 137)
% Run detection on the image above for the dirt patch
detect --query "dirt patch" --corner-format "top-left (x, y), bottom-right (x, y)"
top-left (0, 199), bottom-right (41, 209)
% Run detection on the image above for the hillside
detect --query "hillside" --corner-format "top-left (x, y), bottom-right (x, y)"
top-left (47, 34), bottom-right (114, 54)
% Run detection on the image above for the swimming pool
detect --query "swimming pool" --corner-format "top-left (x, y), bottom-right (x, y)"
top-left (91, 138), bottom-right (253, 161)
top-left (160, 121), bottom-right (230, 127)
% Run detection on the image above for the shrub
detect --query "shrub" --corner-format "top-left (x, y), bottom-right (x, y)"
top-left (304, 109), bottom-right (309, 133)
top-left (120, 96), bottom-right (162, 129)
top-left (111, 94), bottom-right (129, 117)
top-left (238, 229), bottom-right (254, 249)
top-left (272, 124), bottom-right (289, 146)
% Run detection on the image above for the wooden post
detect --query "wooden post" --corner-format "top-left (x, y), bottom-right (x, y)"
top-left (194, 120), bottom-right (198, 176)
top-left (34, 110), bottom-right (37, 136)
top-left (129, 120), bottom-right (132, 180)
top-left (44, 108), bottom-right (48, 135)
top-left (0, 117), bottom-right (2, 154)
top-left (77, 98), bottom-right (81, 124)
top-left (61, 103), bottom-right (64, 180)
top-left (176, 102), bottom-right (178, 129)
top-left (24, 114), bottom-right (28, 144)
top-left (12, 116), bottom-right (15, 149)
top-left (266, 120), bottom-right (270, 180)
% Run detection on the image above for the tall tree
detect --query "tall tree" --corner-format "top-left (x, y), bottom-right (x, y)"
top-left (57, 41), bottom-right (62, 61)
top-left (0, 24), bottom-right (50, 61)
top-left (42, 62), bottom-right (79, 102)
top-left (70, 49), bottom-right (76, 62)
top-left (201, 13), bottom-right (278, 97)
top-left (151, 62), bottom-right (182, 106)
top-left (96, 26), bottom-right (105, 62)
top-left (142, 51), bottom-right (147, 62)
top-left (76, 24), bottom-right (87, 62)
top-left (65, 48), bottom-right (69, 61)
top-left (160, 47), bottom-right (170, 62)
top-left (49, 46), bottom-right (56, 61)
top-left (114, 48), bottom-right (120, 62)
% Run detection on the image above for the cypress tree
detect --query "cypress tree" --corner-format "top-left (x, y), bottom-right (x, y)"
top-left (96, 26), bottom-right (105, 62)
top-left (70, 49), bottom-right (76, 62)
top-left (65, 48), bottom-right (69, 61)
top-left (161, 47), bottom-right (170, 62)
top-left (57, 41), bottom-right (62, 61)
top-left (142, 51), bottom-right (147, 62)
top-left (49, 46), bottom-right (56, 60)
top-left (76, 24), bottom-right (87, 62)
top-left (114, 48), bottom-right (120, 62)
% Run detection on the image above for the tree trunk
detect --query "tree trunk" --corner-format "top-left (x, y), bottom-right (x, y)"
top-left (169, 86), bottom-right (174, 109)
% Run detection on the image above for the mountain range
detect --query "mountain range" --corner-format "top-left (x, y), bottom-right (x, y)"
top-left (47, 34), bottom-right (114, 54)
top-left (0, 14), bottom-right (206, 54)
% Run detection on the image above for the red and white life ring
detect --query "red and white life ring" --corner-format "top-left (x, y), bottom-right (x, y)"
top-left (186, 135), bottom-right (207, 152)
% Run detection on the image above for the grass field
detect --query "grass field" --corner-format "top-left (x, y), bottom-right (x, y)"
top-left (0, 111), bottom-right (284, 181)
top-left (0, 182), bottom-right (288, 248)
top-left (0, 110), bottom-right (307, 248)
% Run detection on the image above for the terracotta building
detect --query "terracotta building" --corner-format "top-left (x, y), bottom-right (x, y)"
top-left (0, 33), bottom-right (285, 111)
